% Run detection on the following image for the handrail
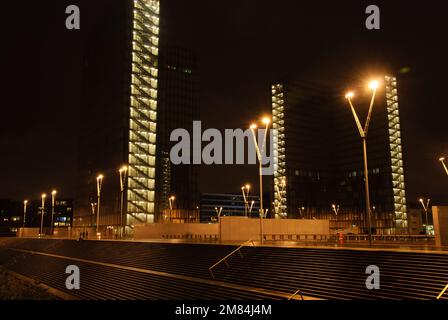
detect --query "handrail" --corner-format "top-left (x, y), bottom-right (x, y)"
top-left (437, 283), bottom-right (448, 299)
top-left (209, 239), bottom-right (255, 279)
top-left (288, 288), bottom-right (304, 300)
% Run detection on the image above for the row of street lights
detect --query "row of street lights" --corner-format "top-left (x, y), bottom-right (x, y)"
top-left (93, 165), bottom-right (128, 239)
top-left (241, 184), bottom-right (255, 216)
top-left (23, 190), bottom-right (58, 236)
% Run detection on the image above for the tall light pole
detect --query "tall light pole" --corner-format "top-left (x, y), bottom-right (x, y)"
top-left (332, 204), bottom-right (340, 219)
top-left (250, 117), bottom-right (270, 243)
top-left (419, 198), bottom-right (431, 234)
top-left (23, 200), bottom-right (28, 228)
top-left (168, 196), bottom-right (175, 223)
top-left (298, 206), bottom-right (305, 218)
top-left (90, 202), bottom-right (97, 228)
top-left (241, 184), bottom-right (250, 216)
top-left (214, 207), bottom-right (223, 218)
top-left (119, 166), bottom-right (128, 239)
top-left (249, 201), bottom-right (254, 216)
top-left (40, 193), bottom-right (46, 236)
top-left (345, 80), bottom-right (379, 247)
top-left (440, 157), bottom-right (448, 176)
top-left (51, 190), bottom-right (57, 235)
top-left (96, 174), bottom-right (104, 237)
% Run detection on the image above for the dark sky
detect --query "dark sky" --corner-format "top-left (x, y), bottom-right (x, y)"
top-left (0, 0), bottom-right (447, 203)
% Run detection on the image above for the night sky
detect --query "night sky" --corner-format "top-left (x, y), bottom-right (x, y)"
top-left (1, 0), bottom-right (447, 203)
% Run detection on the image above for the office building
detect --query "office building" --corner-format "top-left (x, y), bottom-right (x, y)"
top-left (75, 0), bottom-right (160, 230)
top-left (271, 75), bottom-right (408, 234)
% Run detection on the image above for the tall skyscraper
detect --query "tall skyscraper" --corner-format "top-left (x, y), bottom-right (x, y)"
top-left (271, 75), bottom-right (408, 234)
top-left (156, 47), bottom-right (199, 219)
top-left (75, 0), bottom-right (160, 230)
top-left (74, 2), bottom-right (199, 232)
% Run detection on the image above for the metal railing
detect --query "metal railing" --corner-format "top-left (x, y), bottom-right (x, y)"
top-left (288, 288), bottom-right (304, 300)
top-left (209, 239), bottom-right (255, 279)
top-left (437, 283), bottom-right (448, 299)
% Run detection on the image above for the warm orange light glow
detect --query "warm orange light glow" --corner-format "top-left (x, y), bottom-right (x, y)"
top-left (262, 117), bottom-right (271, 125)
top-left (24, 200), bottom-right (28, 204)
top-left (170, 196), bottom-right (175, 200)
top-left (97, 174), bottom-right (104, 180)
top-left (250, 123), bottom-right (257, 129)
top-left (119, 165), bottom-right (128, 172)
top-left (368, 80), bottom-right (380, 90)
top-left (245, 184), bottom-right (250, 189)
top-left (42, 193), bottom-right (47, 199)
top-left (345, 92), bottom-right (354, 99)
top-left (419, 198), bottom-right (423, 203)
top-left (52, 190), bottom-right (57, 195)
top-left (440, 157), bottom-right (445, 161)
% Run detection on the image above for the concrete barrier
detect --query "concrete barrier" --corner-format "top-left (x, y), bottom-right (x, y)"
top-left (134, 223), bottom-right (219, 240)
top-left (133, 217), bottom-right (330, 241)
top-left (433, 206), bottom-right (448, 247)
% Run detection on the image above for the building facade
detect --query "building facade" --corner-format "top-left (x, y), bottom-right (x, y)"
top-left (75, 1), bottom-right (199, 233)
top-left (271, 75), bottom-right (408, 234)
top-left (156, 46), bottom-right (199, 215)
top-left (75, 0), bottom-right (160, 230)
top-left (200, 193), bottom-right (261, 223)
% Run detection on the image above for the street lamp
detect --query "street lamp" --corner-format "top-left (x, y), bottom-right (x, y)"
top-left (40, 194), bottom-right (46, 236)
top-left (23, 200), bottom-right (28, 228)
top-left (249, 201), bottom-right (255, 216)
top-left (119, 165), bottom-right (128, 239)
top-left (214, 207), bottom-right (223, 218)
top-left (419, 198), bottom-right (431, 234)
top-left (96, 174), bottom-right (104, 237)
top-left (345, 80), bottom-right (380, 247)
top-left (298, 206), bottom-right (305, 218)
top-left (332, 204), bottom-right (340, 218)
top-left (241, 184), bottom-right (250, 216)
top-left (439, 157), bottom-right (448, 176)
top-left (250, 116), bottom-right (271, 243)
top-left (168, 196), bottom-right (175, 223)
top-left (51, 190), bottom-right (57, 235)
top-left (90, 202), bottom-right (97, 229)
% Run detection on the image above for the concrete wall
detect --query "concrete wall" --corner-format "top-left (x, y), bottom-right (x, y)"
top-left (17, 228), bottom-right (40, 237)
top-left (134, 223), bottom-right (219, 239)
top-left (433, 206), bottom-right (448, 247)
top-left (220, 217), bottom-right (330, 241)
top-left (133, 217), bottom-right (330, 241)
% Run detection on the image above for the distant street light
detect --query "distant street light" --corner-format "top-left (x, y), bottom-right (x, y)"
top-left (332, 204), bottom-right (340, 218)
top-left (439, 157), bottom-right (448, 176)
top-left (419, 198), bottom-right (431, 234)
top-left (40, 194), bottom-right (46, 236)
top-left (249, 201), bottom-right (255, 215)
top-left (119, 166), bottom-right (128, 239)
top-left (51, 190), bottom-right (57, 235)
top-left (214, 206), bottom-right (223, 218)
top-left (345, 80), bottom-right (380, 247)
top-left (96, 174), bottom-right (104, 237)
top-left (23, 200), bottom-right (28, 228)
top-left (250, 116), bottom-right (271, 243)
top-left (90, 202), bottom-right (97, 228)
top-left (298, 206), bottom-right (305, 218)
top-left (168, 196), bottom-right (175, 223)
top-left (241, 184), bottom-right (250, 216)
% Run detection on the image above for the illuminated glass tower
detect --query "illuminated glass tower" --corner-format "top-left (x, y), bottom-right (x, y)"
top-left (270, 75), bottom-right (408, 234)
top-left (127, 0), bottom-right (160, 224)
top-left (75, 0), bottom-right (160, 231)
